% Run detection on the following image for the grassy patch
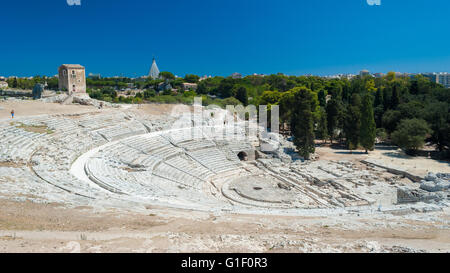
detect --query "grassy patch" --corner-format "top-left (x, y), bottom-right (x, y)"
top-left (11, 122), bottom-right (54, 134)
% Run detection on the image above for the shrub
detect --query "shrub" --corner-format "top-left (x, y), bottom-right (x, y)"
top-left (391, 118), bottom-right (432, 155)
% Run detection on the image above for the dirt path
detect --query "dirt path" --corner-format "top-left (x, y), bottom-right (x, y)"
top-left (0, 100), bottom-right (97, 119)
top-left (0, 200), bottom-right (448, 253)
top-left (0, 100), bottom-right (189, 120)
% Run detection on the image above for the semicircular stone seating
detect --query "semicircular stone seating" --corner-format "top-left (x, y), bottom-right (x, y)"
top-left (0, 110), bottom-right (380, 211)
top-left (83, 126), bottom-right (253, 207)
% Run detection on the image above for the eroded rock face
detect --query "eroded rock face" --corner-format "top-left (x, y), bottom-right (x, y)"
top-left (397, 187), bottom-right (447, 204)
top-left (420, 180), bottom-right (450, 192)
top-left (399, 172), bottom-right (450, 204)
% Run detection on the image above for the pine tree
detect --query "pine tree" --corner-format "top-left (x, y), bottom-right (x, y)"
top-left (360, 93), bottom-right (376, 153)
top-left (291, 88), bottom-right (317, 160)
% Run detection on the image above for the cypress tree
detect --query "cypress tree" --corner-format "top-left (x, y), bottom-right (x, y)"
top-left (360, 93), bottom-right (377, 153)
top-left (326, 98), bottom-right (342, 144)
top-left (291, 88), bottom-right (316, 160)
top-left (374, 88), bottom-right (384, 107)
top-left (318, 89), bottom-right (327, 107)
top-left (316, 107), bottom-right (329, 143)
top-left (391, 83), bottom-right (400, 109)
top-left (344, 93), bottom-right (362, 152)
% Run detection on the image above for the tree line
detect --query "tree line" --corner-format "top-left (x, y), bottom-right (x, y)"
top-left (7, 72), bottom-right (449, 159)
top-left (190, 72), bottom-right (449, 159)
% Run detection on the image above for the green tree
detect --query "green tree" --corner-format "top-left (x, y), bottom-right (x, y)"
top-left (360, 94), bottom-right (376, 153)
top-left (235, 86), bottom-right (249, 106)
top-left (316, 107), bottom-right (329, 143)
top-left (143, 89), bottom-right (156, 99)
top-left (279, 88), bottom-right (296, 125)
top-left (318, 89), bottom-right (327, 107)
top-left (374, 88), bottom-right (384, 107)
top-left (259, 90), bottom-right (281, 105)
top-left (365, 78), bottom-right (377, 93)
top-left (291, 87), bottom-right (317, 160)
top-left (398, 101), bottom-right (425, 120)
top-left (159, 72), bottom-right (175, 80)
top-left (344, 93), bottom-right (362, 152)
top-left (382, 110), bottom-right (402, 134)
top-left (184, 74), bottom-right (200, 83)
top-left (391, 83), bottom-right (400, 109)
top-left (376, 128), bottom-right (388, 143)
top-left (325, 98), bottom-right (342, 144)
top-left (424, 102), bottom-right (450, 152)
top-left (391, 119), bottom-right (432, 155)
top-left (217, 78), bottom-right (235, 98)
top-left (382, 86), bottom-right (391, 110)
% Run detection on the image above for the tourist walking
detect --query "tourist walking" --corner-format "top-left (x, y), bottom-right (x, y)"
top-left (11, 109), bottom-right (14, 119)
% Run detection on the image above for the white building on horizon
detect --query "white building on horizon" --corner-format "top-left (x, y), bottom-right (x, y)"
top-left (231, 72), bottom-right (242, 79)
top-left (422, 72), bottom-right (450, 88)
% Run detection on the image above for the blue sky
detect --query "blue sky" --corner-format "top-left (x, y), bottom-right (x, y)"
top-left (1, 0), bottom-right (450, 77)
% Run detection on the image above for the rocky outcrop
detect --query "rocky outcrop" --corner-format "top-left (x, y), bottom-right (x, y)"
top-left (397, 187), bottom-right (447, 204)
top-left (420, 172), bottom-right (450, 192)
top-left (397, 172), bottom-right (449, 204)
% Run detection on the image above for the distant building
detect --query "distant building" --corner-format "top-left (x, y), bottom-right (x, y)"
top-left (422, 73), bottom-right (438, 83)
top-left (437, 73), bottom-right (450, 88)
top-left (374, 72), bottom-right (385, 78)
top-left (336, 74), bottom-right (356, 80)
top-left (231, 72), bottom-right (243, 79)
top-left (199, 75), bottom-right (212, 81)
top-left (58, 64), bottom-right (86, 94)
top-left (421, 72), bottom-right (450, 88)
top-left (149, 58), bottom-right (161, 79)
top-left (158, 79), bottom-right (173, 92)
top-left (359, 70), bottom-right (370, 77)
top-left (182, 82), bottom-right (198, 91)
top-left (88, 73), bottom-right (101, 79)
top-left (394, 72), bottom-right (410, 78)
